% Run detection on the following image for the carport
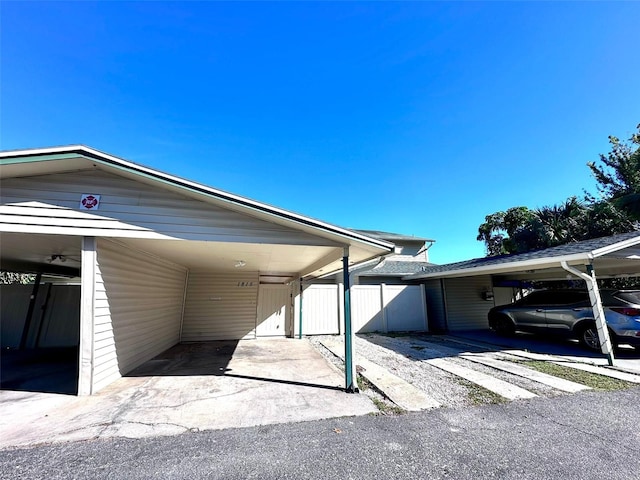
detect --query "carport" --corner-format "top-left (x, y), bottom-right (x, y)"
top-left (0, 146), bottom-right (393, 395)
top-left (409, 232), bottom-right (640, 365)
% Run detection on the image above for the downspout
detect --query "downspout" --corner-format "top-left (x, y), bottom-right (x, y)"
top-left (560, 261), bottom-right (615, 366)
top-left (343, 246), bottom-right (358, 392)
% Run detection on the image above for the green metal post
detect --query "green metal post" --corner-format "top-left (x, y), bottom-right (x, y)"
top-left (298, 281), bottom-right (303, 339)
top-left (343, 249), bottom-right (357, 392)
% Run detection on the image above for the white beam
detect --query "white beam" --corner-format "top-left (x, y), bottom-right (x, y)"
top-left (560, 261), bottom-right (615, 366)
top-left (78, 236), bottom-right (96, 395)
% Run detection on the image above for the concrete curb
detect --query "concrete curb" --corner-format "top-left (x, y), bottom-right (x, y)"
top-left (319, 339), bottom-right (440, 412)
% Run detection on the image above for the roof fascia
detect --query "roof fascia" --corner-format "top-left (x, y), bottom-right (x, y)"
top-left (591, 235), bottom-right (640, 258)
top-left (406, 252), bottom-right (593, 280)
top-left (0, 152), bottom-right (79, 164)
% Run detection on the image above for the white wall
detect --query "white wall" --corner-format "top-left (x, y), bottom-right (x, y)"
top-left (0, 170), bottom-right (336, 245)
top-left (351, 285), bottom-right (384, 333)
top-left (295, 284), bottom-right (427, 335)
top-left (91, 239), bottom-right (188, 393)
top-left (181, 271), bottom-right (259, 341)
top-left (294, 284), bottom-right (341, 336)
top-left (383, 285), bottom-right (427, 332)
top-left (443, 276), bottom-right (494, 331)
top-left (494, 287), bottom-right (517, 306)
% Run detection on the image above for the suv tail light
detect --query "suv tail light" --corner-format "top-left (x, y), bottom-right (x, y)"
top-left (610, 307), bottom-right (640, 316)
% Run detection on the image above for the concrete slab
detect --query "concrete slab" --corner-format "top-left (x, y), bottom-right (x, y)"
top-left (0, 339), bottom-right (377, 449)
top-left (447, 331), bottom-right (640, 371)
top-left (446, 333), bottom-right (640, 381)
top-left (425, 358), bottom-right (538, 400)
top-left (320, 339), bottom-right (440, 411)
top-left (461, 353), bottom-right (590, 393)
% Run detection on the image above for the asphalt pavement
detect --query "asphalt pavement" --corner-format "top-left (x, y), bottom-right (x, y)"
top-left (2, 387), bottom-right (639, 479)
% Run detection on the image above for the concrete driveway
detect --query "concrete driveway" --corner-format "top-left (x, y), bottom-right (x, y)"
top-left (448, 329), bottom-right (640, 373)
top-left (0, 339), bottom-right (376, 449)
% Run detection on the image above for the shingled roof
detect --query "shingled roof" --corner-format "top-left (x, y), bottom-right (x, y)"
top-left (351, 229), bottom-right (435, 244)
top-left (406, 231), bottom-right (640, 280)
top-left (358, 260), bottom-right (435, 276)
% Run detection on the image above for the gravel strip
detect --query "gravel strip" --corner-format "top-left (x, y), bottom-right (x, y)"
top-left (309, 333), bottom-right (576, 409)
top-left (310, 335), bottom-right (472, 408)
top-left (365, 334), bottom-right (567, 397)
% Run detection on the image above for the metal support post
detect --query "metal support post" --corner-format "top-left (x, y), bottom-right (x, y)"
top-left (298, 280), bottom-right (303, 339)
top-left (561, 261), bottom-right (615, 366)
top-left (343, 247), bottom-right (358, 392)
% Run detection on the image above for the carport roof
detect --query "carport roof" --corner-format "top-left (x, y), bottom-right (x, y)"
top-left (405, 231), bottom-right (640, 281)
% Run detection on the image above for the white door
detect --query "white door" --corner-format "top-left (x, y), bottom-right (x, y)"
top-left (256, 284), bottom-right (290, 337)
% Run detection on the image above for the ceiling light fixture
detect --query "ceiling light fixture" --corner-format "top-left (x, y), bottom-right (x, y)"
top-left (235, 260), bottom-right (246, 268)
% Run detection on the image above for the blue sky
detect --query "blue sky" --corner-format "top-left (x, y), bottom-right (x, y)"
top-left (2, 2), bottom-right (639, 264)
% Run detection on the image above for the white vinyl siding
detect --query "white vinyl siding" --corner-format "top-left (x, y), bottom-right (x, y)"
top-left (181, 271), bottom-right (259, 341)
top-left (0, 170), bottom-right (337, 245)
top-left (92, 239), bottom-right (187, 393)
top-left (443, 276), bottom-right (494, 331)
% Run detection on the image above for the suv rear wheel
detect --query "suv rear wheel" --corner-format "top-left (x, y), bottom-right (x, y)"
top-left (578, 323), bottom-right (600, 351)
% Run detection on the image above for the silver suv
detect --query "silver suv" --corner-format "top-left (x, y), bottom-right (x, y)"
top-left (488, 289), bottom-right (640, 350)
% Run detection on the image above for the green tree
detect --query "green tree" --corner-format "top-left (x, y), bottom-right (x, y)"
top-left (583, 201), bottom-right (636, 239)
top-left (533, 197), bottom-right (587, 246)
top-left (0, 271), bottom-right (35, 284)
top-left (477, 207), bottom-right (539, 256)
top-left (477, 200), bottom-right (589, 256)
top-left (587, 124), bottom-right (640, 219)
top-left (478, 124), bottom-right (640, 257)
top-left (588, 124), bottom-right (640, 199)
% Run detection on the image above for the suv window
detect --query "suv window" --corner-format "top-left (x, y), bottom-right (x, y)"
top-left (519, 290), bottom-right (588, 306)
top-left (612, 290), bottom-right (640, 305)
